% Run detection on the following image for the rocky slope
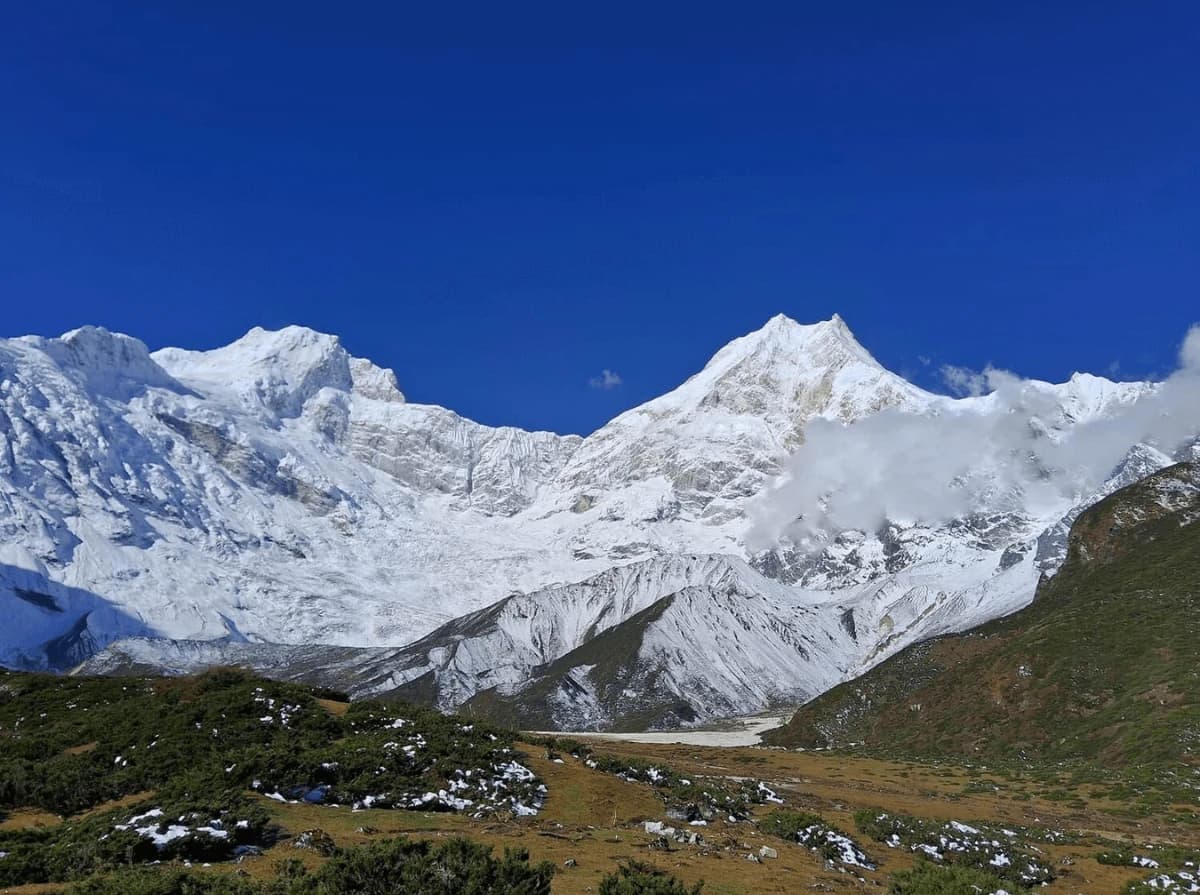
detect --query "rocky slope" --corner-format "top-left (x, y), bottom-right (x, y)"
top-left (4, 315), bottom-right (1195, 729)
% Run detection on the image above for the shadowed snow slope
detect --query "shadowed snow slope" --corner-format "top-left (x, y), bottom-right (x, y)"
top-left (4, 316), bottom-right (1196, 729)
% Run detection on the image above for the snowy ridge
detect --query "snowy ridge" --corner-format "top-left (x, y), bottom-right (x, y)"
top-left (3, 315), bottom-right (1196, 729)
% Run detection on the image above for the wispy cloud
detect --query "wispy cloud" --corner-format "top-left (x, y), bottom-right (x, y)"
top-left (589, 369), bottom-right (623, 390)
top-left (939, 363), bottom-right (994, 397)
top-left (1182, 324), bottom-right (1200, 372)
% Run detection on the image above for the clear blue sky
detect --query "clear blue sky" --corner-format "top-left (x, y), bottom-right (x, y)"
top-left (2, 3), bottom-right (1197, 434)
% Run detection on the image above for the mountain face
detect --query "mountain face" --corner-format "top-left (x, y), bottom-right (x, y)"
top-left (3, 315), bottom-right (1194, 730)
top-left (762, 461), bottom-right (1200, 768)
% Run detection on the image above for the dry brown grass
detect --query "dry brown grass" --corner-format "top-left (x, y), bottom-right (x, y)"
top-left (315, 698), bottom-right (350, 717)
top-left (200, 742), bottom-right (1191, 894)
top-left (4, 744), bottom-right (1191, 894)
top-left (0, 809), bottom-right (61, 833)
top-left (75, 790), bottom-right (158, 820)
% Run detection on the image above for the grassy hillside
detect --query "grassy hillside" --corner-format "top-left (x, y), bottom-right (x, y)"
top-left (3, 668), bottom-right (1197, 893)
top-left (0, 668), bottom-right (554, 889)
top-left (764, 462), bottom-right (1200, 779)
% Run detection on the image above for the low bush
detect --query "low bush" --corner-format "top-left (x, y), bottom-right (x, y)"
top-left (598, 860), bottom-right (703, 895)
top-left (1097, 847), bottom-right (1200, 871)
top-left (63, 836), bottom-right (555, 895)
top-left (757, 809), bottom-right (874, 868)
top-left (304, 837), bottom-right (554, 895)
top-left (889, 860), bottom-right (1024, 895)
top-left (0, 670), bottom-right (547, 886)
top-left (66, 868), bottom-right (269, 895)
top-left (586, 755), bottom-right (773, 821)
top-left (0, 789), bottom-right (272, 886)
top-left (855, 809), bottom-right (1051, 888)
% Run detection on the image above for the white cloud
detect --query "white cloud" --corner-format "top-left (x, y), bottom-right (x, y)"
top-left (589, 369), bottom-right (623, 390)
top-left (939, 364), bottom-right (992, 397)
top-left (746, 326), bottom-right (1200, 552)
top-left (1181, 324), bottom-right (1200, 372)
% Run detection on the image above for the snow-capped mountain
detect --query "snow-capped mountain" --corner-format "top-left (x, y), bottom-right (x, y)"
top-left (3, 315), bottom-right (1194, 729)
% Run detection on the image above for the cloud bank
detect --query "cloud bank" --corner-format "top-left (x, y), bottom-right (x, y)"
top-left (747, 325), bottom-right (1200, 551)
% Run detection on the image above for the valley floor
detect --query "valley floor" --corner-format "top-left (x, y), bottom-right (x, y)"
top-left (5, 720), bottom-right (1195, 895)
top-left (532, 712), bottom-right (791, 748)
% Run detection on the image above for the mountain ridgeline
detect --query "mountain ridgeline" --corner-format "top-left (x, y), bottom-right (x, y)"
top-left (763, 461), bottom-right (1200, 770)
top-left (2, 315), bottom-right (1197, 731)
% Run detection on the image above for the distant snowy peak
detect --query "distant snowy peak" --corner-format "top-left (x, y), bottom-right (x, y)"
top-left (1053, 372), bottom-right (1152, 420)
top-left (17, 326), bottom-right (187, 400)
top-left (153, 325), bottom-right (406, 418)
top-left (550, 314), bottom-right (934, 511)
top-left (624, 313), bottom-right (930, 424)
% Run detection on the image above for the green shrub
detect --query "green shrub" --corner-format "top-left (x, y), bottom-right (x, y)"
top-left (309, 837), bottom-right (554, 895)
top-left (855, 809), bottom-right (1050, 888)
top-left (586, 755), bottom-right (769, 821)
top-left (61, 837), bottom-right (555, 895)
top-left (889, 860), bottom-right (1025, 895)
top-left (757, 809), bottom-right (874, 868)
top-left (758, 809), bottom-right (827, 839)
top-left (529, 736), bottom-right (592, 760)
top-left (598, 860), bottom-right (703, 895)
top-left (0, 672), bottom-right (343, 815)
top-left (0, 670), bottom-right (546, 886)
top-left (1097, 846), bottom-right (1200, 871)
top-left (66, 867), bottom-right (271, 895)
top-left (0, 789), bottom-right (273, 886)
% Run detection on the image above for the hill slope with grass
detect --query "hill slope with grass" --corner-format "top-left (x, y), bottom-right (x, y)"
top-left (5, 668), bottom-right (1199, 893)
top-left (764, 461), bottom-right (1200, 774)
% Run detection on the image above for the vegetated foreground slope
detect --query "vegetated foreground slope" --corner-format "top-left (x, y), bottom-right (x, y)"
top-left (764, 461), bottom-right (1200, 775)
top-left (4, 669), bottom-right (1198, 894)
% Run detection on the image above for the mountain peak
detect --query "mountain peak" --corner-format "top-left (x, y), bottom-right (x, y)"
top-left (560, 313), bottom-right (935, 497)
top-left (213, 325), bottom-right (347, 368)
top-left (599, 311), bottom-right (933, 432)
top-left (153, 325), bottom-right (408, 414)
top-left (153, 325), bottom-right (354, 418)
top-left (705, 313), bottom-right (880, 380)
top-left (33, 326), bottom-right (185, 399)
top-left (762, 310), bottom-right (846, 331)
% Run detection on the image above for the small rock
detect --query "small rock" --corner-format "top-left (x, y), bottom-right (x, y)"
top-left (292, 829), bottom-right (337, 856)
top-left (759, 846), bottom-right (778, 860)
top-left (564, 858), bottom-right (577, 868)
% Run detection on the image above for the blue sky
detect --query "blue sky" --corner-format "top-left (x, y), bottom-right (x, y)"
top-left (2, 3), bottom-right (1197, 434)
